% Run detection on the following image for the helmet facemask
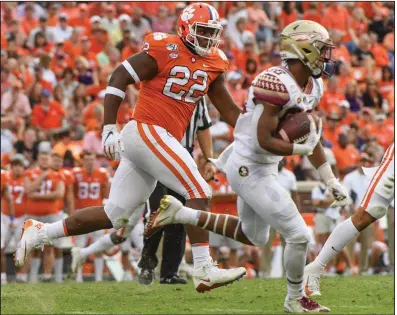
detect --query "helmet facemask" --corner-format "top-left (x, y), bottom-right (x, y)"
top-left (290, 39), bottom-right (335, 79)
top-left (185, 22), bottom-right (223, 56)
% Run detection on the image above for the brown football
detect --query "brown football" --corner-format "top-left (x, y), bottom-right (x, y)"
top-left (275, 111), bottom-right (313, 144)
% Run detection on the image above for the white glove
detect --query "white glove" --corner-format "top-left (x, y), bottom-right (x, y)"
top-left (208, 143), bottom-right (234, 172)
top-left (102, 124), bottom-right (124, 160)
top-left (292, 115), bottom-right (322, 156)
top-left (327, 178), bottom-right (349, 208)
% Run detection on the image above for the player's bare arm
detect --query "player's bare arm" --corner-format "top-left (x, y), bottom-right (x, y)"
top-left (102, 52), bottom-right (158, 160)
top-left (4, 183), bottom-right (15, 219)
top-left (255, 100), bottom-right (296, 156)
top-left (104, 52), bottom-right (158, 125)
top-left (207, 73), bottom-right (242, 128)
top-left (24, 172), bottom-right (48, 193)
top-left (196, 128), bottom-right (216, 181)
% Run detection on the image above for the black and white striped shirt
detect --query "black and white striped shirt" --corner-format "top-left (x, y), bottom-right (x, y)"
top-left (181, 97), bottom-right (212, 155)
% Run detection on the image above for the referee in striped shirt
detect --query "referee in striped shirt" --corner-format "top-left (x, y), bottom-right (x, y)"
top-left (138, 97), bottom-right (214, 285)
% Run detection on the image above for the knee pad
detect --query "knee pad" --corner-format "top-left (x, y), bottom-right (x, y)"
top-left (364, 192), bottom-right (389, 219)
top-left (241, 221), bottom-right (270, 246)
top-left (285, 226), bottom-right (312, 245)
top-left (365, 205), bottom-right (388, 220)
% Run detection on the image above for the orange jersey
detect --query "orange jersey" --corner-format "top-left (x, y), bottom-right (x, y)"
top-left (73, 167), bottom-right (109, 209)
top-left (1, 169), bottom-right (8, 194)
top-left (132, 33), bottom-right (229, 141)
top-left (57, 168), bottom-right (75, 211)
top-left (25, 169), bottom-right (64, 216)
top-left (3, 173), bottom-right (26, 217)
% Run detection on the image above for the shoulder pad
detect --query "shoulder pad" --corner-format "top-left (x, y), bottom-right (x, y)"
top-left (252, 70), bottom-right (290, 106)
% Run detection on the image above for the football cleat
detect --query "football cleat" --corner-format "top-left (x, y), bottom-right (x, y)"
top-left (14, 219), bottom-right (52, 268)
top-left (304, 262), bottom-right (322, 296)
top-left (284, 296), bottom-right (330, 313)
top-left (193, 258), bottom-right (246, 293)
top-left (144, 195), bottom-right (182, 237)
top-left (71, 247), bottom-right (85, 274)
top-left (139, 269), bottom-right (155, 285)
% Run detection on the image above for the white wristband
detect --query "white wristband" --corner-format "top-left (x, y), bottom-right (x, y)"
top-left (105, 86), bottom-right (125, 99)
top-left (317, 162), bottom-right (336, 183)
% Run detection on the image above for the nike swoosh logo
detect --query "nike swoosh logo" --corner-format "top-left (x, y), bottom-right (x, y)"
top-left (104, 131), bottom-right (113, 142)
top-left (200, 277), bottom-right (211, 283)
top-left (331, 246), bottom-right (339, 252)
top-left (203, 64), bottom-right (210, 67)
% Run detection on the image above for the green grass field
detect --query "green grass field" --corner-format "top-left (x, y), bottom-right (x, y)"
top-left (1, 276), bottom-right (394, 314)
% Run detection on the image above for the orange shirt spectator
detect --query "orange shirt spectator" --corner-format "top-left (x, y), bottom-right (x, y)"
top-left (359, 2), bottom-right (382, 20)
top-left (323, 117), bottom-right (344, 147)
top-left (371, 43), bottom-right (390, 67)
top-left (318, 90), bottom-right (346, 115)
top-left (32, 90), bottom-right (65, 130)
top-left (323, 4), bottom-right (349, 39)
top-left (333, 44), bottom-right (351, 64)
top-left (278, 3), bottom-right (298, 31)
top-left (117, 102), bottom-right (134, 126)
top-left (3, 169), bottom-right (26, 218)
top-left (333, 140), bottom-right (360, 178)
top-left (373, 115), bottom-right (394, 149)
top-left (302, 3), bottom-right (322, 24)
top-left (20, 15), bottom-right (38, 36)
top-left (338, 101), bottom-right (357, 127)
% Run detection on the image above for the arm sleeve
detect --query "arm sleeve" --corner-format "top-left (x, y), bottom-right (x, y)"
top-left (251, 72), bottom-right (290, 106)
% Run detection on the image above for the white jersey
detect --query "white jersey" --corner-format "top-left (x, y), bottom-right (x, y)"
top-left (233, 66), bottom-right (324, 164)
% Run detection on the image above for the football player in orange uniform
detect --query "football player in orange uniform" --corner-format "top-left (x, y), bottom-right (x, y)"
top-left (1, 168), bottom-right (15, 284)
top-left (1, 156), bottom-right (28, 284)
top-left (72, 151), bottom-right (110, 282)
top-left (24, 142), bottom-right (65, 283)
top-left (16, 3), bottom-right (246, 292)
top-left (51, 153), bottom-right (75, 283)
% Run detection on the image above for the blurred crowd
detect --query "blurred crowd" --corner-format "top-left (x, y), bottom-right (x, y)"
top-left (0, 2), bottom-right (394, 283)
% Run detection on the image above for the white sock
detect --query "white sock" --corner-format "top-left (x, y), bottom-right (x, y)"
top-left (46, 221), bottom-right (66, 240)
top-left (192, 244), bottom-right (210, 268)
top-left (80, 234), bottom-right (114, 260)
top-left (314, 218), bottom-right (359, 273)
top-left (76, 266), bottom-right (83, 282)
top-left (175, 206), bottom-right (200, 225)
top-left (284, 242), bottom-right (308, 300)
top-left (54, 258), bottom-right (64, 283)
top-left (1, 272), bottom-right (7, 284)
top-left (16, 273), bottom-right (28, 282)
top-left (30, 258), bottom-right (41, 284)
top-left (94, 257), bottom-right (104, 282)
top-left (43, 273), bottom-right (52, 281)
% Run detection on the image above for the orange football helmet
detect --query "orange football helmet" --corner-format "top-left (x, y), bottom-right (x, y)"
top-left (177, 3), bottom-right (223, 56)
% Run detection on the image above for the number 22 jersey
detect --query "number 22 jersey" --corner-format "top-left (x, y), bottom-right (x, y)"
top-left (132, 32), bottom-right (229, 141)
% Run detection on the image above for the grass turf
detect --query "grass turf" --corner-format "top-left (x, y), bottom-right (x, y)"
top-left (1, 275), bottom-right (394, 314)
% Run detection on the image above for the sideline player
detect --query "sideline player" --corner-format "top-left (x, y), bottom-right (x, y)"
top-left (146, 20), bottom-right (349, 312)
top-left (16, 3), bottom-right (246, 292)
top-left (72, 151), bottom-right (110, 282)
top-left (24, 142), bottom-right (65, 283)
top-left (1, 167), bottom-right (15, 284)
top-left (51, 152), bottom-right (75, 283)
top-left (304, 143), bottom-right (394, 296)
top-left (1, 156), bottom-right (28, 284)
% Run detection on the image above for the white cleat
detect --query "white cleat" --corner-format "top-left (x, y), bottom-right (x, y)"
top-left (193, 258), bottom-right (246, 293)
top-left (144, 195), bottom-right (182, 237)
top-left (14, 219), bottom-right (52, 268)
top-left (284, 296), bottom-right (330, 313)
top-left (304, 262), bottom-right (322, 296)
top-left (71, 247), bottom-right (85, 274)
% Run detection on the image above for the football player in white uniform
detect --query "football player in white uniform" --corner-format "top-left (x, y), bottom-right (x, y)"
top-left (304, 143), bottom-right (394, 296)
top-left (147, 20), bottom-right (349, 313)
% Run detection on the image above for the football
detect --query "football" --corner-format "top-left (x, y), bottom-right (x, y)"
top-left (275, 111), bottom-right (313, 144)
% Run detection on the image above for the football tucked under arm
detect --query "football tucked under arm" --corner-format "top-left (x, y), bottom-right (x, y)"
top-left (251, 73), bottom-right (296, 156)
